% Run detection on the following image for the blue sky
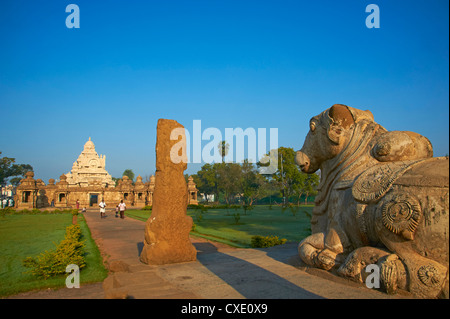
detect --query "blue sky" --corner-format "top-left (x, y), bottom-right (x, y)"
top-left (0, 0), bottom-right (448, 183)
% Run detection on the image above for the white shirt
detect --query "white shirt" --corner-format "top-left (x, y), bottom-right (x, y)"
top-left (99, 202), bottom-right (106, 208)
top-left (118, 202), bottom-right (126, 211)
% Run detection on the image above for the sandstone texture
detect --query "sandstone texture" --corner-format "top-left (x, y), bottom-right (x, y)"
top-left (140, 119), bottom-right (197, 265)
top-left (295, 104), bottom-right (449, 298)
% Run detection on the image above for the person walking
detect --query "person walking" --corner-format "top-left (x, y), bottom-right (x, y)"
top-left (99, 199), bottom-right (107, 218)
top-left (118, 200), bottom-right (126, 219)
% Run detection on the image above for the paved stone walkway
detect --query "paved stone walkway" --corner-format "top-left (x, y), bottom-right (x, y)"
top-left (10, 209), bottom-right (406, 299)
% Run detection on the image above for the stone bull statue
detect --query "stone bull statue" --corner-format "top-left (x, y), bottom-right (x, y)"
top-left (295, 104), bottom-right (448, 298)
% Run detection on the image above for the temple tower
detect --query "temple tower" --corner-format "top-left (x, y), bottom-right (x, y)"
top-left (65, 137), bottom-right (115, 188)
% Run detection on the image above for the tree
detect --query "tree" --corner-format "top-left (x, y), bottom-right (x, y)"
top-left (270, 147), bottom-right (305, 205)
top-left (257, 146), bottom-right (319, 206)
top-left (0, 151), bottom-right (33, 186)
top-left (303, 173), bottom-right (319, 204)
top-left (216, 163), bottom-right (242, 204)
top-left (241, 160), bottom-right (266, 206)
top-left (194, 145), bottom-right (319, 206)
top-left (292, 172), bottom-right (307, 206)
top-left (194, 163), bottom-right (220, 203)
top-left (122, 169), bottom-right (135, 182)
top-left (218, 140), bottom-right (230, 163)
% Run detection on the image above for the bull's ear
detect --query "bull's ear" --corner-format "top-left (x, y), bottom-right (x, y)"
top-left (327, 104), bottom-right (355, 144)
top-left (329, 104), bottom-right (355, 129)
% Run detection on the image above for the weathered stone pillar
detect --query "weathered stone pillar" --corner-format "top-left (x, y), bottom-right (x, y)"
top-left (140, 119), bottom-right (197, 265)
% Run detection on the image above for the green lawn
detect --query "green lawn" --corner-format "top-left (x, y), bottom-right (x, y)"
top-left (126, 205), bottom-right (312, 248)
top-left (0, 212), bottom-right (108, 297)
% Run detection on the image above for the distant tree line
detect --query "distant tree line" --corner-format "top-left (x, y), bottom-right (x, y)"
top-left (191, 146), bottom-right (319, 206)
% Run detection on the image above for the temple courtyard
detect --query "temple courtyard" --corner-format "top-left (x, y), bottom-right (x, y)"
top-left (6, 208), bottom-right (406, 299)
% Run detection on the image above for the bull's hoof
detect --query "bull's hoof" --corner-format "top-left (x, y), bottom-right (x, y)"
top-left (315, 249), bottom-right (338, 271)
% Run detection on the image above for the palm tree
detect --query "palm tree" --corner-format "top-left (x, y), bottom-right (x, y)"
top-left (218, 140), bottom-right (230, 163)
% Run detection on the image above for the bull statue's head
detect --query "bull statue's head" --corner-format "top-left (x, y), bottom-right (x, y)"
top-left (296, 104), bottom-right (433, 174)
top-left (295, 104), bottom-right (374, 173)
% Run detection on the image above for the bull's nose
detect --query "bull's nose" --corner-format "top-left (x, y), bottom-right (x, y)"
top-left (295, 151), bottom-right (310, 172)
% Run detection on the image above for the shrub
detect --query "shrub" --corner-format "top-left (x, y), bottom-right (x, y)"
top-left (207, 204), bottom-right (233, 209)
top-left (232, 212), bottom-right (241, 225)
top-left (242, 204), bottom-right (254, 215)
top-left (251, 235), bottom-right (287, 248)
top-left (142, 206), bottom-right (152, 210)
top-left (23, 224), bottom-right (86, 279)
top-left (0, 207), bottom-right (15, 217)
top-left (195, 210), bottom-right (203, 222)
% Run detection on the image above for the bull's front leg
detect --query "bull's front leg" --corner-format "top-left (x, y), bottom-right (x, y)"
top-left (316, 228), bottom-right (346, 270)
top-left (298, 228), bottom-right (345, 270)
top-left (298, 232), bottom-right (325, 267)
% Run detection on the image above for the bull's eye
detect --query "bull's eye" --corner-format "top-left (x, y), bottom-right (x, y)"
top-left (310, 122), bottom-right (316, 132)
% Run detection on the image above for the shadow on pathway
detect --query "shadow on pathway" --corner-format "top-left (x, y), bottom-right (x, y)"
top-left (194, 242), bottom-right (322, 299)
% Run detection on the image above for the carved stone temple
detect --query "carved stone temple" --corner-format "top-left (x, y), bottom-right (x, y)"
top-left (14, 138), bottom-right (199, 210)
top-left (65, 137), bottom-right (115, 187)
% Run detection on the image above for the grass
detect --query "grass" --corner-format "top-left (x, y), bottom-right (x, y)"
top-left (77, 214), bottom-right (109, 282)
top-left (125, 209), bottom-right (151, 222)
top-left (0, 211), bottom-right (108, 297)
top-left (125, 205), bottom-right (312, 248)
top-left (0, 205), bottom-right (311, 297)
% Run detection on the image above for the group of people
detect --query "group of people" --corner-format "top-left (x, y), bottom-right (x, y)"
top-left (75, 198), bottom-right (126, 219)
top-left (1, 197), bottom-right (14, 208)
top-left (99, 199), bottom-right (126, 219)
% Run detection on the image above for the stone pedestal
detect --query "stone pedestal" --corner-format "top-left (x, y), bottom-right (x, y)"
top-left (140, 119), bottom-right (197, 265)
